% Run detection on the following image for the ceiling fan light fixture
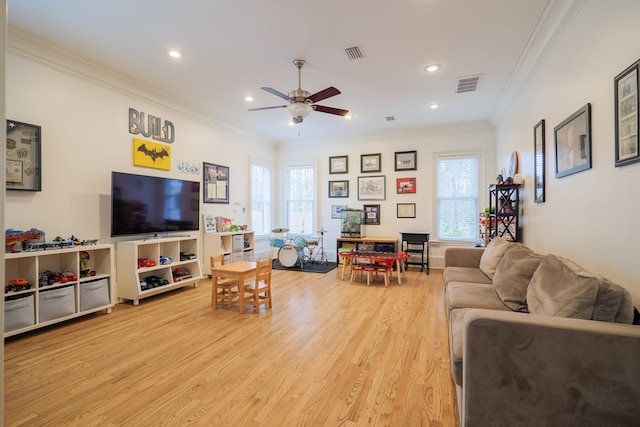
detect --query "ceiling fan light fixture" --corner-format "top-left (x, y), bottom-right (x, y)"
top-left (286, 102), bottom-right (313, 118)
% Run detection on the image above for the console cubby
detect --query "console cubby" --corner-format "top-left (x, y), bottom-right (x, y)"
top-left (3, 244), bottom-right (115, 337)
top-left (116, 236), bottom-right (203, 305)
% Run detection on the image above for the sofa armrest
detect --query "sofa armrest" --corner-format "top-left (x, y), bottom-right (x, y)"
top-left (444, 247), bottom-right (484, 269)
top-left (461, 309), bottom-right (640, 426)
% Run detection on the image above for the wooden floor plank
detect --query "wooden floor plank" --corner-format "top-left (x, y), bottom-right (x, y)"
top-left (4, 268), bottom-right (458, 426)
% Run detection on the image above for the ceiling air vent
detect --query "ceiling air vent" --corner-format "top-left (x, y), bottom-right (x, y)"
top-left (385, 116), bottom-right (395, 122)
top-left (345, 46), bottom-right (365, 61)
top-left (456, 75), bottom-right (480, 93)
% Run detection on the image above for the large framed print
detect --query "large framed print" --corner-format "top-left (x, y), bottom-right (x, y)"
top-left (203, 162), bottom-right (229, 203)
top-left (357, 175), bottom-right (386, 200)
top-left (534, 120), bottom-right (545, 203)
top-left (554, 103), bottom-right (591, 178)
top-left (614, 59), bottom-right (640, 167)
top-left (6, 120), bottom-right (41, 191)
top-left (360, 153), bottom-right (381, 173)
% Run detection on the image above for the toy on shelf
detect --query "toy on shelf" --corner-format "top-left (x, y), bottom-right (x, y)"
top-left (5, 278), bottom-right (32, 293)
top-left (79, 251), bottom-right (96, 277)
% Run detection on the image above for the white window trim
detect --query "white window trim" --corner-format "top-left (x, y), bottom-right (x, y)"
top-left (250, 156), bottom-right (273, 240)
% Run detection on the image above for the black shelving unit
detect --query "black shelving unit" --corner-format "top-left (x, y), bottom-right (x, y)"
top-left (488, 184), bottom-right (520, 242)
top-left (400, 232), bottom-right (430, 274)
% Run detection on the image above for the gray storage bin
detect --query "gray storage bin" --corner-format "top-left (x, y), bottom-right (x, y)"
top-left (80, 278), bottom-right (110, 311)
top-left (5, 294), bottom-right (35, 332)
top-left (39, 285), bottom-right (76, 322)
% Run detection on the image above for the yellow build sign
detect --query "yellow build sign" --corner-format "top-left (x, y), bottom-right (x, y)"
top-left (133, 138), bottom-right (171, 170)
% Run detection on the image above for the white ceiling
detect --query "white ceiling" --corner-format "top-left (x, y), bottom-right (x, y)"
top-left (7, 0), bottom-right (553, 144)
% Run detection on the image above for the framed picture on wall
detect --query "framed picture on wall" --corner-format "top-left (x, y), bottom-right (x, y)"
top-left (329, 155), bottom-right (349, 174)
top-left (203, 162), bottom-right (229, 203)
top-left (534, 120), bottom-right (545, 203)
top-left (397, 203), bottom-right (416, 218)
top-left (614, 59), bottom-right (640, 167)
top-left (363, 204), bottom-right (380, 225)
top-left (554, 103), bottom-right (591, 178)
top-left (329, 180), bottom-right (349, 198)
top-left (331, 204), bottom-right (347, 219)
top-left (360, 153), bottom-right (381, 173)
top-left (396, 177), bottom-right (416, 194)
top-left (394, 150), bottom-right (417, 171)
top-left (357, 175), bottom-right (386, 200)
top-left (6, 120), bottom-right (42, 191)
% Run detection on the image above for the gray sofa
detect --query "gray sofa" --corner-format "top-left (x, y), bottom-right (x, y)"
top-left (444, 237), bottom-right (640, 426)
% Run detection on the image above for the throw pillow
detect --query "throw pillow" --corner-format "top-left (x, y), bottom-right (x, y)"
top-left (479, 236), bottom-right (513, 279)
top-left (492, 243), bottom-right (542, 312)
top-left (527, 254), bottom-right (600, 320)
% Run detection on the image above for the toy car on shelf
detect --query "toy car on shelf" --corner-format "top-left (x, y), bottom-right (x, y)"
top-left (39, 270), bottom-right (61, 287)
top-left (140, 275), bottom-right (170, 290)
top-left (60, 270), bottom-right (78, 283)
top-left (159, 255), bottom-right (172, 265)
top-left (5, 278), bottom-right (32, 293)
top-left (137, 258), bottom-right (156, 268)
top-left (172, 267), bottom-right (191, 282)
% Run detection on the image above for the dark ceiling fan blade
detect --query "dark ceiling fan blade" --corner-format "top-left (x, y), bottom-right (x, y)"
top-left (313, 105), bottom-right (349, 116)
top-left (261, 87), bottom-right (292, 102)
top-left (307, 86), bottom-right (341, 103)
top-left (248, 105), bottom-right (287, 111)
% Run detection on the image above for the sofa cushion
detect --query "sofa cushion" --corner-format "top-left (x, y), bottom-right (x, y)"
top-left (492, 244), bottom-right (542, 312)
top-left (448, 308), bottom-right (472, 386)
top-left (444, 266), bottom-right (492, 286)
top-left (445, 282), bottom-right (510, 315)
top-left (527, 255), bottom-right (634, 323)
top-left (479, 236), bottom-right (513, 279)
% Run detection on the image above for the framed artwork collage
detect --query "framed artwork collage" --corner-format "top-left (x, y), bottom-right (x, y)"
top-left (328, 151), bottom-right (418, 224)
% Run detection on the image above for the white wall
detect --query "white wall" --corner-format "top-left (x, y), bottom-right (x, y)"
top-left (5, 47), bottom-right (274, 262)
top-left (277, 122), bottom-right (496, 265)
top-left (493, 0), bottom-right (640, 303)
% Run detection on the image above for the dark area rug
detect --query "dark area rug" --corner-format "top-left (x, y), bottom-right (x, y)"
top-left (272, 261), bottom-right (338, 273)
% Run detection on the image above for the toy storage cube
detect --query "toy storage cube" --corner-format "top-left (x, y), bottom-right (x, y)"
top-left (243, 250), bottom-right (254, 261)
top-left (80, 278), bottom-right (110, 311)
top-left (39, 285), bottom-right (76, 322)
top-left (232, 235), bottom-right (244, 252)
top-left (5, 294), bottom-right (35, 332)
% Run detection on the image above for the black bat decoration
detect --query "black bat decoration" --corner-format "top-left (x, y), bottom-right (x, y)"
top-left (137, 144), bottom-right (169, 162)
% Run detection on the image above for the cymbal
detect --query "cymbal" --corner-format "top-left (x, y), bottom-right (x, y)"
top-left (272, 228), bottom-right (289, 233)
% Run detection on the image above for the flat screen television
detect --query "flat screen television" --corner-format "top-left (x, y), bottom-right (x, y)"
top-left (111, 171), bottom-right (200, 237)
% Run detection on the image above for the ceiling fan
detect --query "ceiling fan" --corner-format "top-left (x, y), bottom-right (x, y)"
top-left (249, 59), bottom-right (349, 124)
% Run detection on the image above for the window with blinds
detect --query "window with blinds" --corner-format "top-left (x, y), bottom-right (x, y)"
top-left (436, 154), bottom-right (480, 241)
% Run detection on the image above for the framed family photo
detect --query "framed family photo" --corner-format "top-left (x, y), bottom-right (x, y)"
top-left (614, 59), bottom-right (640, 167)
top-left (554, 103), bottom-right (591, 178)
top-left (534, 120), bottom-right (545, 203)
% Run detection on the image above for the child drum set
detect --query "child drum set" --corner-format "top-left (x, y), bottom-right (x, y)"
top-left (270, 228), bottom-right (328, 269)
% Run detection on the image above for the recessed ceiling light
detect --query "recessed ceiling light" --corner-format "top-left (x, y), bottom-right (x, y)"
top-left (429, 103), bottom-right (440, 109)
top-left (245, 96), bottom-right (254, 102)
top-left (424, 64), bottom-right (440, 73)
top-left (169, 50), bottom-right (181, 59)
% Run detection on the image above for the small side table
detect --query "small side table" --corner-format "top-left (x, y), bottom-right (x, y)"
top-left (400, 232), bottom-right (430, 274)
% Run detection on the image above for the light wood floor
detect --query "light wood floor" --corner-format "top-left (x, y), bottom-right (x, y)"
top-left (4, 267), bottom-right (458, 426)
